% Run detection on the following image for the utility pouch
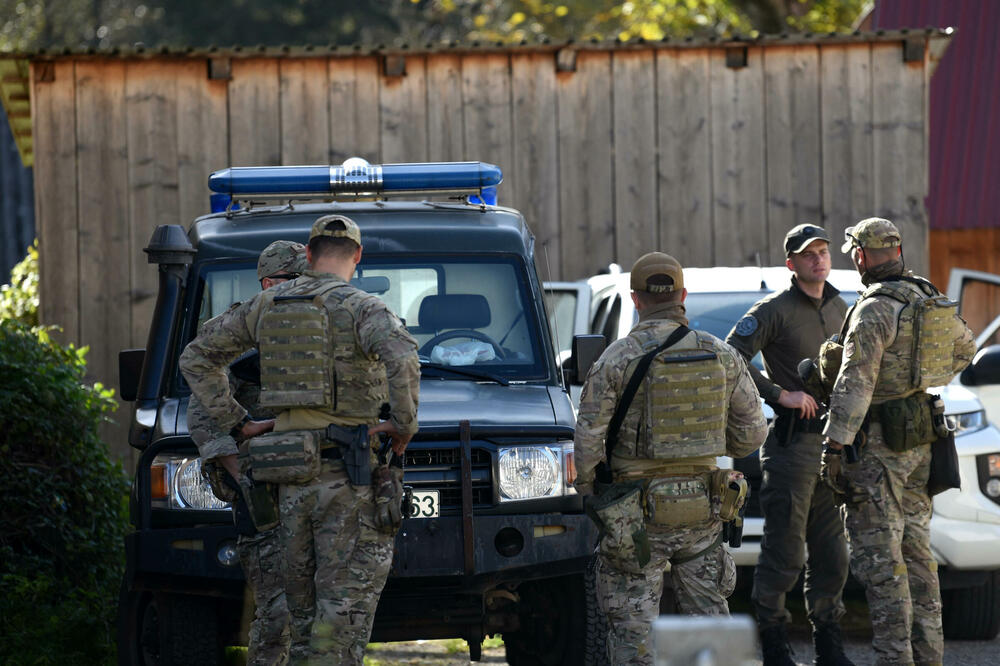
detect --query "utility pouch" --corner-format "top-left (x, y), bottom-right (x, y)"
top-left (238, 475), bottom-right (280, 532)
top-left (326, 423), bottom-right (371, 487)
top-left (818, 337), bottom-right (844, 396)
top-left (201, 459), bottom-right (237, 504)
top-left (710, 469), bottom-right (749, 522)
top-left (587, 481), bottom-right (651, 573)
top-left (928, 431), bottom-right (961, 497)
top-left (644, 476), bottom-right (711, 528)
top-left (247, 429), bottom-right (322, 485)
top-left (372, 463), bottom-right (405, 534)
top-left (873, 393), bottom-right (936, 452)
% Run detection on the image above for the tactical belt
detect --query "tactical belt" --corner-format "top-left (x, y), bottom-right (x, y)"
top-left (774, 412), bottom-right (825, 435)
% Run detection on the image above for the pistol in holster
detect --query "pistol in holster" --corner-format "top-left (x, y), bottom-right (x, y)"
top-left (222, 470), bottom-right (280, 534)
top-left (325, 423), bottom-right (371, 486)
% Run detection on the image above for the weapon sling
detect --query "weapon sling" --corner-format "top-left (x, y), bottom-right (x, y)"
top-left (596, 325), bottom-right (691, 484)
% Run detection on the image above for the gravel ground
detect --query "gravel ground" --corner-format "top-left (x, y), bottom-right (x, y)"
top-left (364, 588), bottom-right (1000, 665)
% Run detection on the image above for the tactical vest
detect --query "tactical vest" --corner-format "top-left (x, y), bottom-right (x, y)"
top-left (817, 275), bottom-right (959, 400)
top-left (866, 278), bottom-right (959, 398)
top-left (258, 282), bottom-right (385, 422)
top-left (616, 337), bottom-right (728, 461)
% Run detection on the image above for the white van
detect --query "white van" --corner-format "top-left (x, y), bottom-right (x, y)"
top-left (546, 265), bottom-right (1000, 639)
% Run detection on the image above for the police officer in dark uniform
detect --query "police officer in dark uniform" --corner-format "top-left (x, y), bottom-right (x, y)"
top-left (726, 224), bottom-right (854, 666)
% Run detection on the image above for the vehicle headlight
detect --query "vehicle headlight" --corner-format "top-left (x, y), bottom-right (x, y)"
top-left (151, 454), bottom-right (230, 510)
top-left (977, 453), bottom-right (1000, 504)
top-left (946, 410), bottom-right (987, 437)
top-left (497, 442), bottom-right (577, 501)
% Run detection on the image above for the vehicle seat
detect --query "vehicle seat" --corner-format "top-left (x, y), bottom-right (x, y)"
top-left (417, 294), bottom-right (492, 334)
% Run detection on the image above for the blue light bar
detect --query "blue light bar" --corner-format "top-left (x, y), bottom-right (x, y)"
top-left (207, 158), bottom-right (503, 197)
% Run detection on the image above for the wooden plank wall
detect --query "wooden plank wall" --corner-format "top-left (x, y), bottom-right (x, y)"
top-left (30, 42), bottom-right (932, 465)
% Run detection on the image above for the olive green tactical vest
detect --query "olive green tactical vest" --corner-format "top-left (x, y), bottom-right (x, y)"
top-left (258, 283), bottom-right (385, 421)
top-left (617, 341), bottom-right (728, 461)
top-left (865, 279), bottom-right (960, 399)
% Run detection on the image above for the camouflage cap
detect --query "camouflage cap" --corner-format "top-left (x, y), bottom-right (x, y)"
top-left (257, 240), bottom-right (307, 280)
top-left (784, 223), bottom-right (830, 256)
top-left (309, 213), bottom-right (362, 245)
top-left (630, 252), bottom-right (684, 293)
top-left (840, 217), bottom-right (902, 253)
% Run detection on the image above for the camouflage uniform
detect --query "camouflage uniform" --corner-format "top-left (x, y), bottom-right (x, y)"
top-left (825, 219), bottom-right (976, 666)
top-left (575, 253), bottom-right (768, 665)
top-left (180, 217), bottom-right (420, 664)
top-left (185, 240), bottom-right (307, 666)
top-left (188, 361), bottom-right (290, 666)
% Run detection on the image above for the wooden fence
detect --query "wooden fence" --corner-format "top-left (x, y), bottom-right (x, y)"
top-left (27, 33), bottom-right (944, 464)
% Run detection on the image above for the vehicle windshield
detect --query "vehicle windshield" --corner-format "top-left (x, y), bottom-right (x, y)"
top-left (685, 290), bottom-right (859, 370)
top-left (190, 254), bottom-right (548, 382)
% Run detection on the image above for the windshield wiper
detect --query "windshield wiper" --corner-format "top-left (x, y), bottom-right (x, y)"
top-left (420, 361), bottom-right (509, 386)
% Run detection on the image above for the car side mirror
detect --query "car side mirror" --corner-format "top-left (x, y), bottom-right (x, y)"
top-left (961, 345), bottom-right (1000, 386)
top-left (119, 348), bottom-right (145, 401)
top-left (563, 334), bottom-right (606, 385)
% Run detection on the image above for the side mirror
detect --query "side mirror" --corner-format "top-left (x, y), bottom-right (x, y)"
top-left (960, 345), bottom-right (1000, 386)
top-left (119, 349), bottom-right (145, 401)
top-left (563, 334), bottom-right (606, 385)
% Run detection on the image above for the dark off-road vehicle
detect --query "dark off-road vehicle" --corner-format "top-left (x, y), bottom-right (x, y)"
top-left (116, 159), bottom-right (608, 664)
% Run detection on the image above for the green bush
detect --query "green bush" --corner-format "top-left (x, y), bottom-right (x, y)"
top-left (0, 320), bottom-right (128, 665)
top-left (0, 239), bottom-right (39, 326)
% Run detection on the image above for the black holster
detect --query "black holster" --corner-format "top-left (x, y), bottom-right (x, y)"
top-left (325, 423), bottom-right (371, 486)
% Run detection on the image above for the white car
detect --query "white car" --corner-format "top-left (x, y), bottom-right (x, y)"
top-left (546, 265), bottom-right (1000, 639)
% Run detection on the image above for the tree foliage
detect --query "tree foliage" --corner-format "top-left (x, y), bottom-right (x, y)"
top-left (0, 239), bottom-right (38, 327)
top-left (1, 0), bottom-right (869, 52)
top-left (0, 319), bottom-right (126, 664)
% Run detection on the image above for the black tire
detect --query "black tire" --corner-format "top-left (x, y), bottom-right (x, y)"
top-left (583, 555), bottom-right (611, 666)
top-left (118, 583), bottom-right (224, 666)
top-left (943, 570), bottom-right (1000, 640)
top-left (504, 574), bottom-right (586, 666)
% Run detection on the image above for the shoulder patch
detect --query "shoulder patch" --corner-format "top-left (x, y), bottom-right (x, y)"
top-left (733, 315), bottom-right (758, 337)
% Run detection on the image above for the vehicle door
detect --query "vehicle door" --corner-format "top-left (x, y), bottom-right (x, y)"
top-left (947, 268), bottom-right (1000, 421)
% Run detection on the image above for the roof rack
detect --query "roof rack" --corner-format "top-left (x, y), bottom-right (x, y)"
top-left (207, 157), bottom-right (502, 211)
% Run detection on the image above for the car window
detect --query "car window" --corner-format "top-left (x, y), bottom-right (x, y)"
top-left (190, 254), bottom-right (548, 381)
top-left (544, 289), bottom-right (580, 357)
top-left (601, 295), bottom-right (621, 342)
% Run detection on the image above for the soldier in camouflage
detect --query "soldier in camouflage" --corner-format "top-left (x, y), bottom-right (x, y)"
top-left (726, 224), bottom-right (853, 666)
top-left (187, 240), bottom-right (307, 666)
top-left (575, 252), bottom-right (769, 665)
top-left (180, 215), bottom-right (420, 664)
top-left (822, 218), bottom-right (975, 666)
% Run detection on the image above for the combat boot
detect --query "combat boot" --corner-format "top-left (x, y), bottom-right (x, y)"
top-left (759, 624), bottom-right (796, 666)
top-left (812, 622), bottom-right (855, 666)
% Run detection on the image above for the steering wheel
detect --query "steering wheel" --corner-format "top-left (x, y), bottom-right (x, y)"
top-left (419, 329), bottom-right (505, 360)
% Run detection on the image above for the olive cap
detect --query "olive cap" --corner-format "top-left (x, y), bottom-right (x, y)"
top-left (841, 217), bottom-right (902, 253)
top-left (257, 240), bottom-right (307, 280)
top-left (309, 213), bottom-right (362, 245)
top-left (630, 252), bottom-right (684, 293)
top-left (784, 223), bottom-right (830, 256)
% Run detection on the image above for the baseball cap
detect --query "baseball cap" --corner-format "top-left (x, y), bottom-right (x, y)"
top-left (784, 223), bottom-right (830, 256)
top-left (630, 252), bottom-right (684, 293)
top-left (841, 217), bottom-right (902, 253)
top-left (257, 240), bottom-right (307, 280)
top-left (309, 214), bottom-right (362, 245)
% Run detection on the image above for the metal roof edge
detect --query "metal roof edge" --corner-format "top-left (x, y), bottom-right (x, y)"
top-left (0, 27), bottom-right (955, 60)
top-left (0, 57), bottom-right (32, 167)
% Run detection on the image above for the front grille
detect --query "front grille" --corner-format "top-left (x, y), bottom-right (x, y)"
top-left (402, 446), bottom-right (494, 512)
